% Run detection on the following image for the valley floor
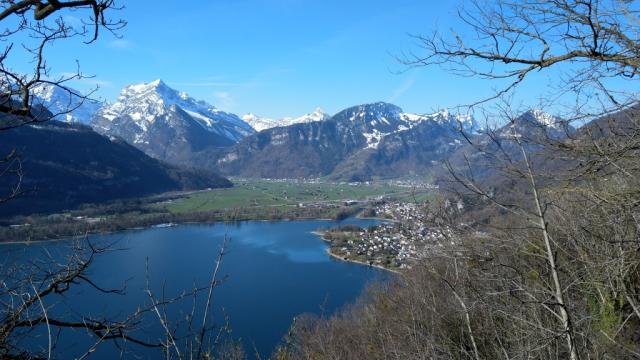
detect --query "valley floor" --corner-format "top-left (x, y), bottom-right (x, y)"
top-left (0, 179), bottom-right (433, 244)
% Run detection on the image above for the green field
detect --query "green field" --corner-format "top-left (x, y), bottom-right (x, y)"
top-left (162, 179), bottom-right (412, 214)
top-left (1, 179), bottom-right (433, 242)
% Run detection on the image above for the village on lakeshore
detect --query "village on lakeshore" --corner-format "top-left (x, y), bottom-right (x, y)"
top-left (321, 199), bottom-right (462, 270)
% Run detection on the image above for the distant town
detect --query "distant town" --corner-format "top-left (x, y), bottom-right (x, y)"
top-left (321, 200), bottom-right (461, 270)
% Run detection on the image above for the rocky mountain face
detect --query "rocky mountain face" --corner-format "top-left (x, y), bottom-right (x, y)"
top-left (5, 83), bottom-right (586, 218)
top-left (443, 109), bottom-right (575, 185)
top-left (242, 107), bottom-right (330, 132)
top-left (330, 114), bottom-right (471, 181)
top-left (91, 80), bottom-right (255, 166)
top-left (33, 81), bottom-right (575, 184)
top-left (216, 102), bottom-right (478, 180)
top-left (497, 109), bottom-right (572, 140)
top-left (43, 78), bottom-right (484, 181)
top-left (0, 120), bottom-right (231, 217)
top-left (31, 83), bottom-right (102, 124)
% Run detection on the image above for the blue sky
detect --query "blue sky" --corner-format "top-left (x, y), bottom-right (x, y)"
top-left (11, 0), bottom-right (576, 118)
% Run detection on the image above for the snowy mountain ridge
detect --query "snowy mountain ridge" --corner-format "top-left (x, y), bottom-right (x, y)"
top-left (523, 109), bottom-right (564, 129)
top-left (242, 107), bottom-right (330, 132)
top-left (31, 83), bottom-right (102, 124)
top-left (400, 108), bottom-right (479, 133)
top-left (95, 79), bottom-right (254, 141)
top-left (332, 102), bottom-right (479, 150)
top-left (215, 102), bottom-right (482, 180)
top-left (498, 109), bottom-right (570, 140)
top-left (90, 80), bottom-right (256, 166)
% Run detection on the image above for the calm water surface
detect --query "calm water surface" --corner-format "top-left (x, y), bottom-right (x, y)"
top-left (2, 218), bottom-right (387, 359)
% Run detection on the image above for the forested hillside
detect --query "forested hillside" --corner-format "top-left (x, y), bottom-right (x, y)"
top-left (0, 121), bottom-right (231, 216)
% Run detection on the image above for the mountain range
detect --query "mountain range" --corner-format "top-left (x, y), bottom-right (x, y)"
top-left (74, 80), bottom-right (482, 180)
top-left (441, 109), bottom-right (576, 189)
top-left (216, 102), bottom-right (480, 180)
top-left (1, 79), bottom-right (591, 217)
top-left (29, 80), bottom-right (570, 183)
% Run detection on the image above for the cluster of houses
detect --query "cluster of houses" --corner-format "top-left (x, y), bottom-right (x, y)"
top-left (329, 202), bottom-right (458, 269)
top-left (387, 179), bottom-right (440, 189)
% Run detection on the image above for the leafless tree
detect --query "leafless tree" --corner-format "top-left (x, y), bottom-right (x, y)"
top-left (0, 0), bottom-right (125, 207)
top-left (0, 0), bottom-right (125, 128)
top-left (0, 235), bottom-right (239, 359)
top-left (279, 2), bottom-right (640, 359)
top-left (0, 240), bottom-right (166, 359)
top-left (408, 1), bottom-right (640, 358)
top-left (0, 4), bottom-right (243, 358)
top-left (403, 0), bottom-right (639, 115)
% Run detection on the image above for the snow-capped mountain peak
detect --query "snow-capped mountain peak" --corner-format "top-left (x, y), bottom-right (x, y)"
top-left (91, 80), bottom-right (255, 165)
top-left (306, 107), bottom-right (329, 121)
top-left (400, 109), bottom-right (479, 133)
top-left (31, 83), bottom-right (102, 124)
top-left (241, 113), bottom-right (274, 132)
top-left (242, 107), bottom-right (330, 132)
top-left (498, 109), bottom-right (572, 140)
top-left (31, 83), bottom-right (58, 100)
top-left (121, 78), bottom-right (167, 96)
top-left (242, 113), bottom-right (262, 122)
top-left (281, 107), bottom-right (330, 125)
top-left (345, 102), bottom-right (402, 123)
top-left (522, 109), bottom-right (563, 129)
top-left (149, 78), bottom-right (163, 87)
top-left (96, 79), bottom-right (254, 140)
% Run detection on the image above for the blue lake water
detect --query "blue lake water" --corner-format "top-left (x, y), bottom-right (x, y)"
top-left (1, 218), bottom-right (387, 359)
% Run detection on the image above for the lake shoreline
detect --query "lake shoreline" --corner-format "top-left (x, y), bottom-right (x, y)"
top-left (0, 206), bottom-right (366, 244)
top-left (1, 216), bottom-right (401, 275)
top-left (0, 215), bottom-right (374, 245)
top-left (312, 230), bottom-right (401, 274)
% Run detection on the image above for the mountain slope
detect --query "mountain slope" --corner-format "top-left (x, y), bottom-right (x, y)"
top-left (217, 102), bottom-right (475, 180)
top-left (0, 121), bottom-right (231, 217)
top-left (91, 80), bottom-right (255, 166)
top-left (31, 83), bottom-right (102, 124)
top-left (331, 116), bottom-right (468, 181)
top-left (442, 109), bottom-right (575, 185)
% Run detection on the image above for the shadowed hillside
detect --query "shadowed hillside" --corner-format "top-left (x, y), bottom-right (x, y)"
top-left (0, 121), bottom-right (231, 217)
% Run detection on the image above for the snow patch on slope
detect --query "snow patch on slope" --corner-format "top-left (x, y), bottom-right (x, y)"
top-left (363, 129), bottom-right (390, 149)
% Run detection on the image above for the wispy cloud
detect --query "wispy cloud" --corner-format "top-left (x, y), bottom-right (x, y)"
top-left (212, 91), bottom-right (234, 109)
top-left (170, 74), bottom-right (276, 89)
top-left (80, 78), bottom-right (113, 88)
top-left (388, 76), bottom-right (416, 103)
top-left (58, 72), bottom-right (113, 88)
top-left (171, 81), bottom-right (244, 88)
top-left (62, 15), bottom-right (83, 29)
top-left (107, 38), bottom-right (134, 49)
